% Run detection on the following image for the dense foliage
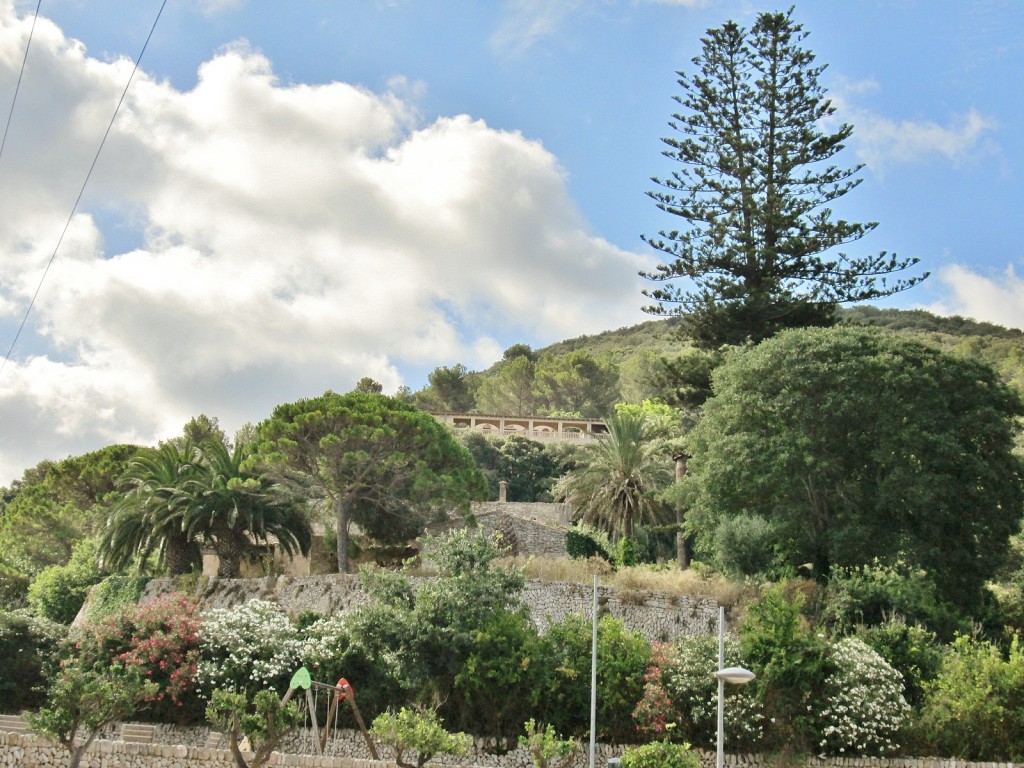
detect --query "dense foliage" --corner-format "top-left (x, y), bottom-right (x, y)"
top-left (641, 8), bottom-right (924, 347)
top-left (256, 391), bottom-right (487, 572)
top-left (685, 326), bottom-right (1024, 619)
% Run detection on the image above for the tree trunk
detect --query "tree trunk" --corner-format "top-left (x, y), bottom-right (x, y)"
top-left (336, 497), bottom-right (350, 573)
top-left (165, 531), bottom-right (201, 575)
top-left (213, 523), bottom-right (248, 578)
top-left (674, 454), bottom-right (691, 570)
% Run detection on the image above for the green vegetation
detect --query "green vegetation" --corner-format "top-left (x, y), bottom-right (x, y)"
top-left (25, 663), bottom-right (158, 768)
top-left (256, 391), bottom-right (487, 572)
top-left (684, 326), bottom-right (1024, 619)
top-left (206, 688), bottom-right (304, 768)
top-left (370, 706), bottom-right (471, 768)
top-left (2, 2), bottom-right (1023, 762)
top-left (100, 437), bottom-right (313, 579)
top-left (640, 8), bottom-right (924, 348)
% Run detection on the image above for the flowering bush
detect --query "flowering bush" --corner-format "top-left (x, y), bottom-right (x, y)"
top-left (198, 599), bottom-right (302, 697)
top-left (632, 643), bottom-right (682, 738)
top-left (633, 637), bottom-right (763, 750)
top-left (76, 592), bottom-right (201, 707)
top-left (817, 637), bottom-right (909, 756)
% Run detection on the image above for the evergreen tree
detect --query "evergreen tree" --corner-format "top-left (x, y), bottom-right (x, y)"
top-left (642, 8), bottom-right (926, 348)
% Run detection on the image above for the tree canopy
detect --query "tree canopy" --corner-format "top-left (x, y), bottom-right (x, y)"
top-left (641, 8), bottom-right (926, 348)
top-left (684, 326), bottom-right (1024, 613)
top-left (256, 392), bottom-right (487, 572)
top-left (555, 409), bottom-right (674, 542)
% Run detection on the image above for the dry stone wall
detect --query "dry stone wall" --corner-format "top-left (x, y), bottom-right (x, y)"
top-left (141, 573), bottom-right (719, 643)
top-left (2, 733), bottom-right (1017, 768)
top-left (472, 502), bottom-right (572, 559)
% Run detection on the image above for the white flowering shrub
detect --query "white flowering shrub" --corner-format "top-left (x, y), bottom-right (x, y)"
top-left (199, 599), bottom-right (303, 696)
top-left (298, 613), bottom-right (351, 680)
top-left (818, 637), bottom-right (909, 756)
top-left (656, 636), bottom-right (765, 750)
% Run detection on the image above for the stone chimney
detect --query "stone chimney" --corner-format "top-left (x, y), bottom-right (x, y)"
top-left (498, 480), bottom-right (508, 503)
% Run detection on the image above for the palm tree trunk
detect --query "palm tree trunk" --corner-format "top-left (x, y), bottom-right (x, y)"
top-left (212, 523), bottom-right (248, 578)
top-left (165, 531), bottom-right (200, 575)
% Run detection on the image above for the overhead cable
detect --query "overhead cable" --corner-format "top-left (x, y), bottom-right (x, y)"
top-left (0, 0), bottom-right (42, 165)
top-left (1, 0), bottom-right (168, 376)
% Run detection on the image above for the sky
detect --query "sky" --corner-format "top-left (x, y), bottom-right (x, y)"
top-left (0, 0), bottom-right (1022, 484)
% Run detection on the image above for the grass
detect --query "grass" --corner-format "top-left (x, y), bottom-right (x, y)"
top-left (499, 555), bottom-right (751, 606)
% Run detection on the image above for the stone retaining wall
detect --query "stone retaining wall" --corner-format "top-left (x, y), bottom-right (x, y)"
top-left (141, 573), bottom-right (720, 643)
top-left (2, 733), bottom-right (1016, 768)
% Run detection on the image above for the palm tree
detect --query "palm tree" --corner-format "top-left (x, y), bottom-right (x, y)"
top-left (183, 440), bottom-right (312, 578)
top-left (100, 438), bottom-right (312, 579)
top-left (554, 410), bottom-right (673, 542)
top-left (99, 441), bottom-right (202, 575)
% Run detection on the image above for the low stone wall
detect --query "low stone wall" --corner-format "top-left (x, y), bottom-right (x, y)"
top-left (2, 732), bottom-right (1017, 768)
top-left (141, 573), bottom-right (720, 643)
top-left (0, 732), bottom-right (389, 768)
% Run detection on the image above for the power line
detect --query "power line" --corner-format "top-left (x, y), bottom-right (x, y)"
top-left (0, 0), bottom-right (41, 165)
top-left (0, 0), bottom-right (168, 376)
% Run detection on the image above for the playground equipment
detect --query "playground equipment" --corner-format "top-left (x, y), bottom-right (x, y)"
top-left (282, 667), bottom-right (379, 759)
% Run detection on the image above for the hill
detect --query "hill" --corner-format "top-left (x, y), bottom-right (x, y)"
top-left (437, 307), bottom-right (1024, 417)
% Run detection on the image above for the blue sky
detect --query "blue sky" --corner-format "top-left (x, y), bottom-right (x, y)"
top-left (0, 0), bottom-right (1021, 482)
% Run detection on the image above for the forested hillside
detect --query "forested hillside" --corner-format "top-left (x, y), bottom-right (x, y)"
top-left (412, 307), bottom-right (1024, 417)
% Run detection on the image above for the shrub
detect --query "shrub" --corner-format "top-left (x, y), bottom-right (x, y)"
top-left (620, 740), bottom-right (700, 768)
top-left (370, 706), bottom-right (471, 768)
top-left (910, 634), bottom-right (1024, 760)
top-left (635, 638), bottom-right (763, 750)
top-left (519, 718), bottom-right (578, 768)
top-left (855, 617), bottom-right (943, 707)
top-left (566, 526), bottom-right (611, 562)
top-left (26, 538), bottom-right (103, 624)
top-left (76, 593), bottom-right (201, 713)
top-left (817, 637), bottom-right (909, 756)
top-left (822, 559), bottom-right (963, 639)
top-left (713, 513), bottom-right (782, 577)
top-left (199, 599), bottom-right (302, 697)
top-left (613, 536), bottom-right (641, 568)
top-left (0, 609), bottom-right (64, 711)
top-left (537, 614), bottom-right (650, 743)
top-left (82, 574), bottom-right (150, 623)
top-left (739, 585), bottom-right (833, 752)
top-left (0, 563), bottom-right (30, 611)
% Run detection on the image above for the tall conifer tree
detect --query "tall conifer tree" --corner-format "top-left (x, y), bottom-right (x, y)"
top-left (642, 8), bottom-right (926, 348)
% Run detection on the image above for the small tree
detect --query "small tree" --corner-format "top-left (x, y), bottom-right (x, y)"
top-left (206, 688), bottom-right (304, 768)
top-left (370, 706), bottom-right (470, 768)
top-left (26, 664), bottom-right (158, 768)
top-left (621, 740), bottom-right (700, 768)
top-left (520, 718), bottom-right (578, 768)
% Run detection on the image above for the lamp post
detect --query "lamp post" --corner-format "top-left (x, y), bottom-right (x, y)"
top-left (715, 606), bottom-right (755, 768)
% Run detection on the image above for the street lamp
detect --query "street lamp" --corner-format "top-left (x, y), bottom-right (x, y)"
top-left (715, 606), bottom-right (755, 768)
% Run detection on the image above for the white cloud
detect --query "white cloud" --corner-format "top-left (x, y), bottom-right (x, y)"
top-left (830, 80), bottom-right (998, 171)
top-left (0, 6), bottom-right (649, 483)
top-left (924, 263), bottom-right (1024, 331)
top-left (194, 0), bottom-right (246, 17)
top-left (853, 108), bottom-right (997, 170)
top-left (491, 0), bottom-right (587, 56)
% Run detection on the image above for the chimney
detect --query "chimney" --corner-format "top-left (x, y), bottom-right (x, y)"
top-left (498, 480), bottom-right (508, 503)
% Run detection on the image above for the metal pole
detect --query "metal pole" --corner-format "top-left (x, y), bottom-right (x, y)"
top-left (716, 605), bottom-right (725, 768)
top-left (589, 574), bottom-right (598, 768)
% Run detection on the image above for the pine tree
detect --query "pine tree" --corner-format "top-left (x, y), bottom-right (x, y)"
top-left (642, 8), bottom-right (926, 348)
